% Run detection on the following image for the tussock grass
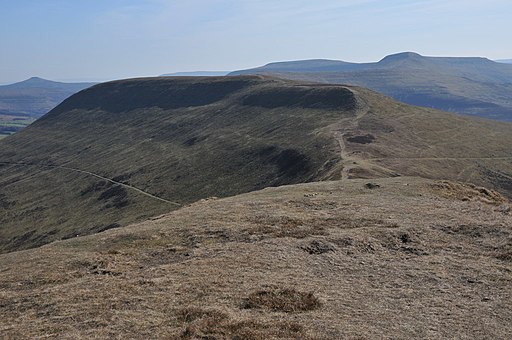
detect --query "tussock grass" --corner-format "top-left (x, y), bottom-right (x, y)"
top-left (431, 180), bottom-right (508, 205)
top-left (242, 287), bottom-right (321, 312)
top-left (179, 313), bottom-right (305, 340)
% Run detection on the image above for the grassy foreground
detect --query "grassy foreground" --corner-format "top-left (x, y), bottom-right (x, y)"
top-left (1, 177), bottom-right (511, 338)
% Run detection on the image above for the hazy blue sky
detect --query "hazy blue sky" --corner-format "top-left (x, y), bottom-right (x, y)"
top-left (1, 0), bottom-right (511, 83)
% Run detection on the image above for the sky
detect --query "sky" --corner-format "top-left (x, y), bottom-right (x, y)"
top-left (1, 0), bottom-right (511, 83)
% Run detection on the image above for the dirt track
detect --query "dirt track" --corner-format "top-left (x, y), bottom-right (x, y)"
top-left (0, 161), bottom-right (181, 206)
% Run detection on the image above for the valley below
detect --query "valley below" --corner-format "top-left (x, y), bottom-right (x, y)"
top-left (0, 115), bottom-right (35, 139)
top-left (0, 77), bottom-right (95, 136)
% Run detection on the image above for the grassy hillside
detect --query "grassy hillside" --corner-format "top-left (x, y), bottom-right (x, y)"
top-left (1, 76), bottom-right (511, 253)
top-left (337, 87), bottom-right (512, 192)
top-left (1, 177), bottom-right (511, 338)
top-left (231, 52), bottom-right (512, 121)
top-left (0, 76), bottom-right (352, 252)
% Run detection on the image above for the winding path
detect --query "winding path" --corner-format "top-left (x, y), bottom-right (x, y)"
top-left (0, 161), bottom-right (181, 206)
top-left (335, 93), bottom-right (371, 180)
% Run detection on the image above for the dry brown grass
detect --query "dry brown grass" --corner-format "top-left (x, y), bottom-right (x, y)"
top-left (177, 307), bottom-right (229, 323)
top-left (1, 177), bottom-right (511, 339)
top-left (176, 307), bottom-right (306, 340)
top-left (244, 215), bottom-right (328, 239)
top-left (430, 180), bottom-right (508, 205)
top-left (496, 251), bottom-right (512, 261)
top-left (242, 287), bottom-right (321, 312)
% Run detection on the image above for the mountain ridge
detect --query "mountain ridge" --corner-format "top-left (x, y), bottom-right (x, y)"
top-left (233, 52), bottom-right (504, 74)
top-left (231, 52), bottom-right (512, 121)
top-left (3, 77), bottom-right (93, 89)
top-left (0, 76), bottom-right (351, 252)
top-left (0, 77), bottom-right (96, 137)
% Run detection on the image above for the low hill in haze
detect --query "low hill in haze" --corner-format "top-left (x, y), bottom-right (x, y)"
top-left (496, 59), bottom-right (512, 64)
top-left (231, 52), bottom-right (512, 121)
top-left (0, 76), bottom-right (511, 253)
top-left (0, 77), bottom-right (96, 137)
top-left (0, 77), bottom-right (96, 117)
top-left (161, 71), bottom-right (230, 77)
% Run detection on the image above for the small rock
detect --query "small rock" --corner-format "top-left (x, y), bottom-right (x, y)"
top-left (365, 183), bottom-right (380, 189)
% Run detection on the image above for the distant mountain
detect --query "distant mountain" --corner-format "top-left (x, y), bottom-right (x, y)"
top-left (496, 59), bottom-right (512, 64)
top-left (1, 76), bottom-right (511, 253)
top-left (0, 77), bottom-right (96, 118)
top-left (161, 71), bottom-right (230, 77)
top-left (231, 52), bottom-right (512, 121)
top-left (0, 77), bottom-right (96, 138)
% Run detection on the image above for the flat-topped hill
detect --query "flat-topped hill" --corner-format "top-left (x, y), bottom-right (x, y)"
top-left (0, 76), bottom-right (354, 252)
top-left (0, 76), bottom-right (511, 253)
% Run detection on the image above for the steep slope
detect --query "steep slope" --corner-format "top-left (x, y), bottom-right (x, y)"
top-left (231, 52), bottom-right (512, 121)
top-left (1, 76), bottom-right (512, 253)
top-left (1, 177), bottom-right (511, 338)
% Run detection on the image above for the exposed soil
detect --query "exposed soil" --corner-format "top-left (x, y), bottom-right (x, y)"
top-left (347, 134), bottom-right (375, 144)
